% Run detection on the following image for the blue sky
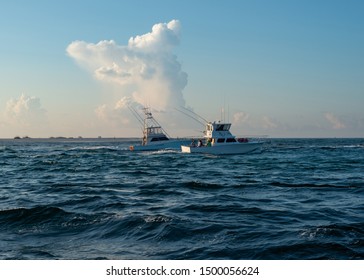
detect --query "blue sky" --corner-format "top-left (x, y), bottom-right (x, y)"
top-left (0, 0), bottom-right (363, 138)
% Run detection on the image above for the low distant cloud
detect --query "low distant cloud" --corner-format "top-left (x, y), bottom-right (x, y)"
top-left (1, 94), bottom-right (47, 137)
top-left (233, 111), bottom-right (250, 125)
top-left (95, 100), bottom-right (131, 126)
top-left (262, 115), bottom-right (278, 129)
top-left (230, 112), bottom-right (280, 132)
top-left (324, 112), bottom-right (345, 129)
top-left (67, 20), bottom-right (187, 112)
top-left (4, 94), bottom-right (46, 126)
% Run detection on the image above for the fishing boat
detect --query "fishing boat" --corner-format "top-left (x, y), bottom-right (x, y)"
top-left (181, 121), bottom-right (264, 155)
top-left (129, 107), bottom-right (189, 151)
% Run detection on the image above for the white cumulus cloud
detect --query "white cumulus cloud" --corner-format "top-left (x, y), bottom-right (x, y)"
top-left (67, 19), bottom-right (187, 112)
top-left (128, 20), bottom-right (181, 52)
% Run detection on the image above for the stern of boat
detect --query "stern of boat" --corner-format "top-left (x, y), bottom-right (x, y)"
top-left (181, 145), bottom-right (191, 153)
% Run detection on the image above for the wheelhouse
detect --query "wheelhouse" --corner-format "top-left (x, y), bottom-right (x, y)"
top-left (205, 121), bottom-right (234, 140)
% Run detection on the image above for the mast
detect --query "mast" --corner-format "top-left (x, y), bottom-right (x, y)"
top-left (141, 107), bottom-right (171, 145)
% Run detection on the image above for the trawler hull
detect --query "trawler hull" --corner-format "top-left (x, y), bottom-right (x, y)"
top-left (181, 141), bottom-right (263, 155)
top-left (131, 139), bottom-right (190, 151)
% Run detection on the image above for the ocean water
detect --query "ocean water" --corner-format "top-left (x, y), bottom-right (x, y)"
top-left (0, 138), bottom-right (363, 260)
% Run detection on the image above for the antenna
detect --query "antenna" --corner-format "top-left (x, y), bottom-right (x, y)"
top-left (222, 95), bottom-right (230, 123)
top-left (224, 96), bottom-right (226, 122)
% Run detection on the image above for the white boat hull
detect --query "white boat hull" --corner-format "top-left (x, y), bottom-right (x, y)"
top-left (131, 139), bottom-right (190, 151)
top-left (181, 141), bottom-right (263, 155)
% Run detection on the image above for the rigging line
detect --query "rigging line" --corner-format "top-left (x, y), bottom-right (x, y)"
top-left (175, 107), bottom-right (205, 126)
top-left (128, 105), bottom-right (144, 125)
top-left (128, 105), bottom-right (144, 132)
top-left (181, 106), bottom-right (209, 123)
top-left (154, 117), bottom-right (172, 139)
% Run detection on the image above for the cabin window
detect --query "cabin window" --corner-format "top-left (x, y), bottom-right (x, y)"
top-left (216, 124), bottom-right (224, 131)
top-left (150, 136), bottom-right (169, 142)
top-left (224, 124), bottom-right (231, 131)
top-left (216, 124), bottom-right (231, 131)
top-left (226, 138), bottom-right (236, 143)
top-left (147, 127), bottom-right (163, 134)
top-left (217, 138), bottom-right (225, 143)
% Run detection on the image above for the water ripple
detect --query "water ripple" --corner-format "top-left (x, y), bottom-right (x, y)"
top-left (0, 138), bottom-right (363, 259)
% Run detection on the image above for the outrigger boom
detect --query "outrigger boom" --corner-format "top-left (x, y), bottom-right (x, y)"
top-left (128, 106), bottom-right (190, 151)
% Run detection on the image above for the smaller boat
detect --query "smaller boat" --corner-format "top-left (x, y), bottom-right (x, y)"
top-left (181, 121), bottom-right (264, 155)
top-left (129, 107), bottom-right (189, 151)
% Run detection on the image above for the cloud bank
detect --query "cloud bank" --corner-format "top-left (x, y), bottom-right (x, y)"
top-left (1, 94), bottom-right (47, 137)
top-left (4, 94), bottom-right (46, 126)
top-left (67, 20), bottom-right (187, 112)
top-left (324, 112), bottom-right (345, 129)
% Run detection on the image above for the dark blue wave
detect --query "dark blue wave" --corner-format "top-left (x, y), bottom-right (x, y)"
top-left (0, 138), bottom-right (363, 259)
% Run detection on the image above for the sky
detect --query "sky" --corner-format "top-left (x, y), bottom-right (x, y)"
top-left (0, 0), bottom-right (363, 138)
